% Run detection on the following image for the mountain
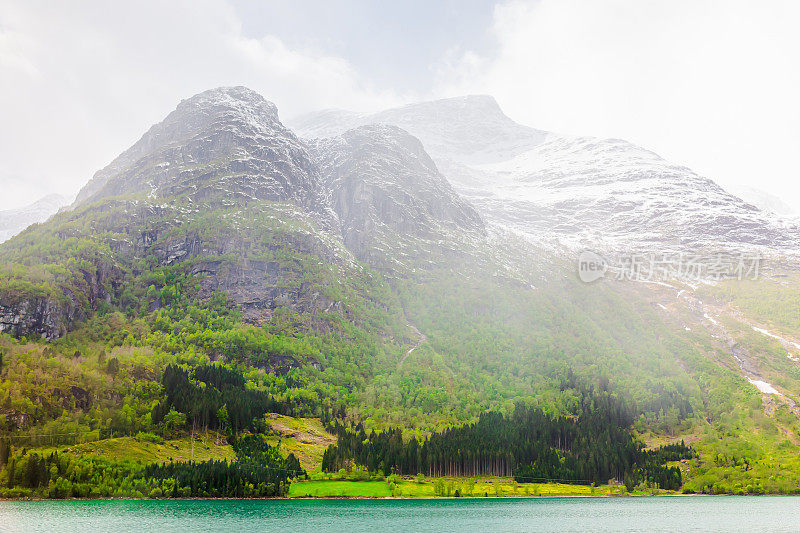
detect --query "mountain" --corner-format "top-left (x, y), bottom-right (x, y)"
top-left (292, 95), bottom-right (547, 165)
top-left (0, 87), bottom-right (482, 340)
top-left (3, 87), bottom-right (800, 496)
top-left (0, 194), bottom-right (70, 243)
top-left (291, 96), bottom-right (800, 254)
top-left (74, 86), bottom-right (328, 212)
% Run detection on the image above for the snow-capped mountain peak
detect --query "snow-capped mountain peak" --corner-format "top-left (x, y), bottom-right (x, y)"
top-left (74, 86), bottom-right (323, 209)
top-left (293, 95), bottom-right (799, 255)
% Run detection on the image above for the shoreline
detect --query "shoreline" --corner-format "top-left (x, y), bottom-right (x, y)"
top-left (2, 493), bottom-right (796, 502)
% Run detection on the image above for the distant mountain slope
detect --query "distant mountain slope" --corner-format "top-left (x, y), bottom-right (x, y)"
top-left (291, 97), bottom-right (800, 254)
top-left (724, 185), bottom-right (798, 218)
top-left (0, 194), bottom-right (70, 243)
top-left (291, 95), bottom-right (547, 165)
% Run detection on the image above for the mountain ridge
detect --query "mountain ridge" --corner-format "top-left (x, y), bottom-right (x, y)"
top-left (74, 86), bottom-right (326, 214)
top-left (292, 96), bottom-right (800, 256)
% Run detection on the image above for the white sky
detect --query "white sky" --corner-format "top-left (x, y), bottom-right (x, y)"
top-left (0, 0), bottom-right (798, 213)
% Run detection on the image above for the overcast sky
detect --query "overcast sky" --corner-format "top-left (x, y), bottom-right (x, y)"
top-left (1, 0), bottom-right (798, 213)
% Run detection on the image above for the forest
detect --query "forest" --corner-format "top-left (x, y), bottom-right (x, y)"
top-left (152, 363), bottom-right (294, 434)
top-left (321, 380), bottom-right (691, 490)
top-left (0, 434), bottom-right (303, 498)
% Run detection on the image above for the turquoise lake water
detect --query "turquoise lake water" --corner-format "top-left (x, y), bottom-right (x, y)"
top-left (1, 496), bottom-right (798, 532)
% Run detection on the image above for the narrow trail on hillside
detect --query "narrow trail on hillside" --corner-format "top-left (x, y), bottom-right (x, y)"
top-left (399, 323), bottom-right (426, 367)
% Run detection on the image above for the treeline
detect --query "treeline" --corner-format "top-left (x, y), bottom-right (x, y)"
top-left (0, 434), bottom-right (306, 499)
top-left (626, 441), bottom-right (694, 491)
top-left (151, 364), bottom-right (291, 434)
top-left (1, 449), bottom-right (150, 498)
top-left (323, 388), bottom-right (693, 489)
top-left (645, 441), bottom-right (695, 463)
top-left (144, 435), bottom-right (306, 498)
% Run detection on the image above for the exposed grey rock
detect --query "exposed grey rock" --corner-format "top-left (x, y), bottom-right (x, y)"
top-left (310, 124), bottom-right (484, 260)
top-left (0, 296), bottom-right (71, 340)
top-left (0, 256), bottom-right (120, 339)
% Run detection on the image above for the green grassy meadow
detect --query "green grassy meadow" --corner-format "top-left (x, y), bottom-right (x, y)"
top-left (288, 480), bottom-right (391, 498)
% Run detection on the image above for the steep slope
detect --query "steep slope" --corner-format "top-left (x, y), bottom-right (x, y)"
top-left (0, 194), bottom-right (70, 243)
top-left (466, 135), bottom-right (799, 251)
top-left (0, 88), bottom-right (492, 342)
top-left (291, 97), bottom-right (800, 255)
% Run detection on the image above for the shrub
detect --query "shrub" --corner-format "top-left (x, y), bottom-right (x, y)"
top-left (135, 432), bottom-right (164, 444)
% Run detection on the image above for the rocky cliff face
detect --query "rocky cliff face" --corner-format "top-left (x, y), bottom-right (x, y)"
top-left (0, 297), bottom-right (72, 340)
top-left (311, 124), bottom-right (484, 261)
top-left (144, 205), bottom-right (351, 325)
top-left (0, 256), bottom-right (118, 339)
